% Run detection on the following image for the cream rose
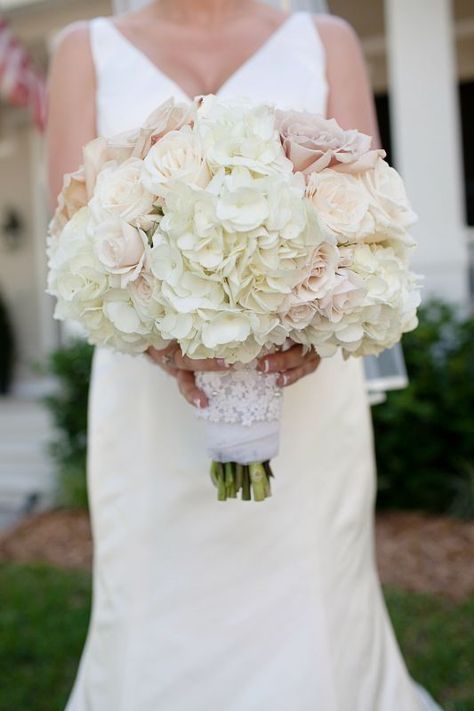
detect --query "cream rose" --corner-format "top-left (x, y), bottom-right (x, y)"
top-left (293, 240), bottom-right (339, 302)
top-left (94, 218), bottom-right (148, 287)
top-left (49, 167), bottom-right (88, 238)
top-left (128, 271), bottom-right (165, 322)
top-left (280, 301), bottom-right (317, 331)
top-left (89, 158), bottom-right (155, 226)
top-left (306, 170), bottom-right (375, 239)
top-left (142, 126), bottom-right (210, 194)
top-left (139, 99), bottom-right (196, 157)
top-left (47, 209), bottom-right (109, 313)
top-left (317, 272), bottom-right (366, 323)
top-left (276, 110), bottom-right (379, 174)
top-left (363, 158), bottom-right (418, 236)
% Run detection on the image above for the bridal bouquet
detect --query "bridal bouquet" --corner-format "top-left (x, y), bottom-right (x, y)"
top-left (47, 95), bottom-right (420, 502)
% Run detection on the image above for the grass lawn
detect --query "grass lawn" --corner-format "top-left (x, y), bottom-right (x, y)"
top-left (0, 562), bottom-right (473, 711)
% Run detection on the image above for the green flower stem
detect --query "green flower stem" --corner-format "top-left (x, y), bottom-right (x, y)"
top-left (235, 463), bottom-right (244, 493)
top-left (225, 462), bottom-right (236, 498)
top-left (242, 465), bottom-right (251, 501)
top-left (249, 462), bottom-right (267, 502)
top-left (216, 462), bottom-right (227, 501)
top-left (209, 460), bottom-right (274, 502)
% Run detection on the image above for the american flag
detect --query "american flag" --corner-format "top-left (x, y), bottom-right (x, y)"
top-left (0, 17), bottom-right (46, 131)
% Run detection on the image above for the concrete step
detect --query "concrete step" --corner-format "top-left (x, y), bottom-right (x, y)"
top-left (0, 396), bottom-right (57, 529)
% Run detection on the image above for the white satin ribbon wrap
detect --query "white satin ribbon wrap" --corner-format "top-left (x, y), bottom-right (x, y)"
top-left (195, 365), bottom-right (283, 464)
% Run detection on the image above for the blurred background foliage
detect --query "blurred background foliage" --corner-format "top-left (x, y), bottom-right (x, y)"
top-left (373, 300), bottom-right (474, 519)
top-left (43, 340), bottom-right (93, 510)
top-left (43, 300), bottom-right (474, 518)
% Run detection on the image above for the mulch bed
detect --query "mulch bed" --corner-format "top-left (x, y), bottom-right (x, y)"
top-left (0, 508), bottom-right (473, 600)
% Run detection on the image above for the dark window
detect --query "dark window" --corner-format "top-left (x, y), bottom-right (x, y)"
top-left (459, 81), bottom-right (474, 226)
top-left (374, 93), bottom-right (393, 166)
top-left (375, 86), bottom-right (474, 226)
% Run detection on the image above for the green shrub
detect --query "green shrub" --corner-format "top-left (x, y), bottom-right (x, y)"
top-left (0, 291), bottom-right (15, 394)
top-left (373, 300), bottom-right (474, 518)
top-left (43, 340), bottom-right (93, 509)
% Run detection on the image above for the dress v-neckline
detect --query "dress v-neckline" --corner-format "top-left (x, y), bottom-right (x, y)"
top-left (103, 13), bottom-right (302, 102)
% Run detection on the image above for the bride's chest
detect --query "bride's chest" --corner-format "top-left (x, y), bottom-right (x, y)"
top-left (91, 14), bottom-right (329, 137)
top-left (114, 21), bottom-right (290, 99)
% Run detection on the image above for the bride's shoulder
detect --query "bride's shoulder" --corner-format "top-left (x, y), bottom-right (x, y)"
top-left (51, 20), bottom-right (91, 54)
top-left (48, 20), bottom-right (96, 79)
top-left (313, 14), bottom-right (361, 52)
top-left (48, 21), bottom-right (95, 95)
top-left (313, 14), bottom-right (364, 65)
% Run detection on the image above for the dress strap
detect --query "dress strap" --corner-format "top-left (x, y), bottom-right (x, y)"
top-left (88, 17), bottom-right (120, 84)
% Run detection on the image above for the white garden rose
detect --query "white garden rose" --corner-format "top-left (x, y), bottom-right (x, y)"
top-left (52, 251), bottom-right (108, 307)
top-left (94, 218), bottom-right (149, 287)
top-left (363, 157), bottom-right (417, 237)
top-left (49, 167), bottom-right (88, 238)
top-left (47, 208), bottom-right (109, 316)
top-left (128, 271), bottom-right (167, 324)
top-left (280, 301), bottom-right (317, 331)
top-left (128, 97), bottom-right (196, 160)
top-left (142, 126), bottom-right (210, 194)
top-left (317, 272), bottom-right (366, 323)
top-left (47, 206), bottom-right (91, 271)
top-left (306, 169), bottom-right (375, 240)
top-left (292, 240), bottom-right (339, 303)
top-left (89, 158), bottom-right (155, 227)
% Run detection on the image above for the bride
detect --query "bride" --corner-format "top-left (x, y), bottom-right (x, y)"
top-left (47, 1), bottom-right (442, 709)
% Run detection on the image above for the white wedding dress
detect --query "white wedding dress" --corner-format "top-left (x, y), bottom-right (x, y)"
top-left (65, 13), bottom-right (442, 711)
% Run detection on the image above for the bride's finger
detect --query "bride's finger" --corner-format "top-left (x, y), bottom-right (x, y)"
top-left (276, 355), bottom-right (321, 387)
top-left (258, 344), bottom-right (308, 373)
top-left (146, 348), bottom-right (178, 377)
top-left (176, 370), bottom-right (209, 408)
top-left (173, 352), bottom-right (230, 372)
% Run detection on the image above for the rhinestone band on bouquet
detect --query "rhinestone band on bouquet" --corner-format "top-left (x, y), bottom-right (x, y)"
top-left (47, 95), bottom-right (421, 502)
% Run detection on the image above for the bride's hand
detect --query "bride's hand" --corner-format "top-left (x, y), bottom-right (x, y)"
top-left (257, 345), bottom-right (321, 387)
top-left (147, 343), bottom-right (321, 408)
top-left (146, 343), bottom-right (229, 409)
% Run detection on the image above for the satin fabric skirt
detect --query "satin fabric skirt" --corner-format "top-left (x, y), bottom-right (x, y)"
top-left (65, 347), bottom-right (439, 711)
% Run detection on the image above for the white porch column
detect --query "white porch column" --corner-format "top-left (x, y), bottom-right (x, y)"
top-left (29, 129), bottom-right (59, 360)
top-left (384, 0), bottom-right (469, 303)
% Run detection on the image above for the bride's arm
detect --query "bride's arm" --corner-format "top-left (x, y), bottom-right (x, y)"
top-left (317, 15), bottom-right (382, 149)
top-left (46, 23), bottom-right (97, 209)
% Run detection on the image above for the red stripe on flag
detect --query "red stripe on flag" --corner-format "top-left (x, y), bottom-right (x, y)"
top-left (0, 17), bottom-right (47, 131)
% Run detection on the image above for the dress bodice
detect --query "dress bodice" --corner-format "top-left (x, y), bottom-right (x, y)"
top-left (89, 13), bottom-right (328, 137)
